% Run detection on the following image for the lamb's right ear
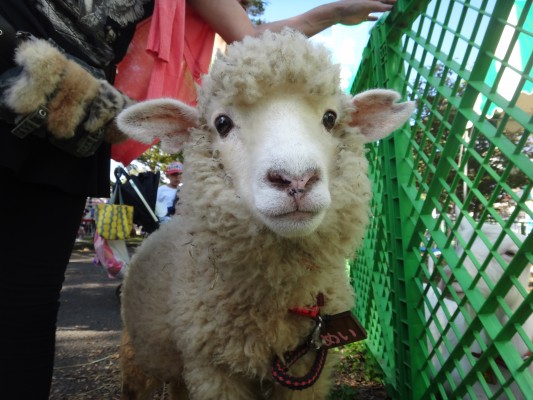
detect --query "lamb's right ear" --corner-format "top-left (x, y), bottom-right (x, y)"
top-left (117, 98), bottom-right (199, 154)
top-left (349, 89), bottom-right (415, 143)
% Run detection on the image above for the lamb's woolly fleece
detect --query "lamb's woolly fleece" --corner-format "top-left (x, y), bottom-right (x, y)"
top-left (198, 29), bottom-right (342, 113)
top-left (121, 30), bottom-right (394, 399)
top-left (123, 129), bottom-right (367, 399)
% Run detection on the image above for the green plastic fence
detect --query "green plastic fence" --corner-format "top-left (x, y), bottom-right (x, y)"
top-left (350, 0), bottom-right (532, 399)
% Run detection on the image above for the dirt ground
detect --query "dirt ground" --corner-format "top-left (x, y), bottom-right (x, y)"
top-left (49, 243), bottom-right (389, 400)
top-left (49, 245), bottom-right (123, 400)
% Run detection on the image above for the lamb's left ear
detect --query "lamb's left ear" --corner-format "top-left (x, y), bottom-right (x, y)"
top-left (117, 98), bottom-right (199, 154)
top-left (349, 89), bottom-right (415, 143)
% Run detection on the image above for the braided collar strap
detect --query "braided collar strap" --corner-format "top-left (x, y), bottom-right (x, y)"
top-left (272, 293), bottom-right (327, 390)
top-left (272, 343), bottom-right (328, 390)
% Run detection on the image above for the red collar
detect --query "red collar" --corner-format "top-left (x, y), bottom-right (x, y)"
top-left (289, 293), bottom-right (324, 319)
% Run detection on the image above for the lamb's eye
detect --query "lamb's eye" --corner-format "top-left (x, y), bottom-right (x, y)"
top-left (214, 115), bottom-right (234, 137)
top-left (322, 110), bottom-right (337, 131)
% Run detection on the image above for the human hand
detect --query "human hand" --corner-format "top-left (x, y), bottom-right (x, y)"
top-left (334, 0), bottom-right (396, 25)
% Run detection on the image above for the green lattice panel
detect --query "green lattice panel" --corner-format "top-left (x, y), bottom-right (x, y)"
top-left (350, 0), bottom-right (532, 398)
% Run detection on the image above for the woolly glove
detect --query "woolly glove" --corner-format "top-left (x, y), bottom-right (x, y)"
top-left (3, 37), bottom-right (134, 156)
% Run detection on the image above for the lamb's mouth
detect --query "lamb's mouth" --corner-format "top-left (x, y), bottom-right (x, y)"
top-left (272, 210), bottom-right (318, 221)
top-left (261, 208), bottom-right (326, 237)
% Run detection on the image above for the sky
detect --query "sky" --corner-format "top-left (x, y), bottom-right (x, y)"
top-left (261, 1), bottom-right (381, 91)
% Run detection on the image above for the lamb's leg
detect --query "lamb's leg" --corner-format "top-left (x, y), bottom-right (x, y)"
top-left (182, 361), bottom-right (258, 400)
top-left (120, 330), bottom-right (163, 400)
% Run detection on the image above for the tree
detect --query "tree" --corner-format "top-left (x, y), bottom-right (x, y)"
top-left (412, 63), bottom-right (466, 211)
top-left (135, 143), bottom-right (182, 175)
top-left (240, 0), bottom-right (268, 24)
top-left (413, 63), bottom-right (530, 219)
top-left (465, 107), bottom-right (531, 219)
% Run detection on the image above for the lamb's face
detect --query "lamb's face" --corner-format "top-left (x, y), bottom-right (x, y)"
top-left (116, 33), bottom-right (415, 239)
top-left (117, 88), bottom-right (414, 238)
top-left (206, 92), bottom-right (341, 238)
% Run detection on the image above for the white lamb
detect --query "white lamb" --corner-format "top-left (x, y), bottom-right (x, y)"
top-left (117, 29), bottom-right (414, 400)
top-left (426, 220), bottom-right (532, 399)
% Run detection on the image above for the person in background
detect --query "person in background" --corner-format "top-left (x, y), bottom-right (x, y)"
top-left (156, 161), bottom-right (183, 221)
top-left (0, 1), bottom-right (397, 398)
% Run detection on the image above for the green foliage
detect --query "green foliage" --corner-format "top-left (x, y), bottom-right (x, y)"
top-left (135, 142), bottom-right (183, 179)
top-left (413, 63), bottom-right (531, 219)
top-left (328, 341), bottom-right (386, 399)
top-left (343, 342), bottom-right (385, 383)
top-left (329, 384), bottom-right (358, 399)
top-left (240, 0), bottom-right (268, 24)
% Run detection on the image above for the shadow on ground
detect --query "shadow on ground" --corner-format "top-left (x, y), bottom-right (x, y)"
top-left (50, 243), bottom-right (124, 400)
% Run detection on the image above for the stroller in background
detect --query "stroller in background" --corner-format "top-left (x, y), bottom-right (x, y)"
top-left (94, 166), bottom-right (160, 280)
top-left (118, 166), bottom-right (161, 235)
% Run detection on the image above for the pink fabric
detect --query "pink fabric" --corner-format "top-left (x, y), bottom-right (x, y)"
top-left (93, 232), bottom-right (126, 278)
top-left (112, 0), bottom-right (215, 165)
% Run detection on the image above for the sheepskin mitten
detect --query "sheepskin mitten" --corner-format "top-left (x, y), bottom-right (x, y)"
top-left (4, 37), bottom-right (134, 154)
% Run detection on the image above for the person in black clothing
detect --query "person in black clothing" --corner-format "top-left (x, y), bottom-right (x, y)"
top-left (0, 1), bottom-right (396, 398)
top-left (0, 2), bottom-right (151, 398)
